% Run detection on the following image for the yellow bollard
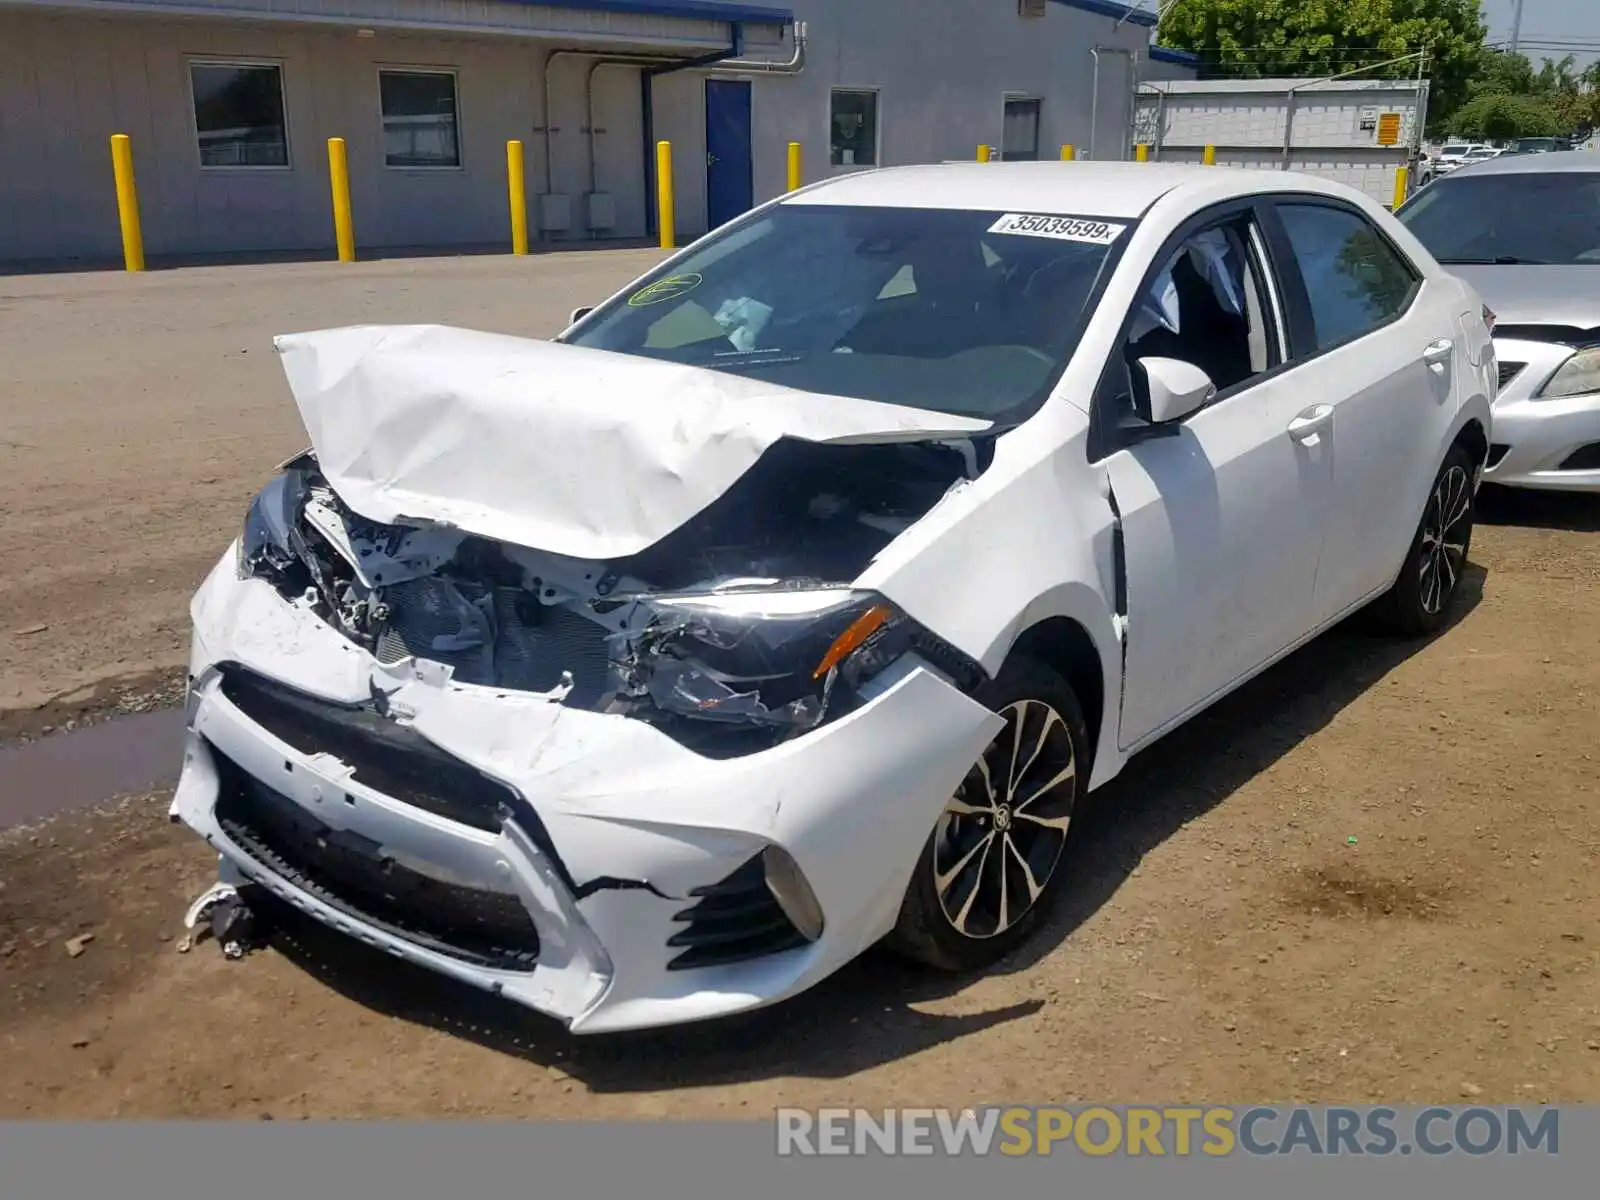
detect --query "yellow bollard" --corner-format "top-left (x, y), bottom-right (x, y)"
top-left (1203, 144), bottom-right (1217, 166)
top-left (327, 138), bottom-right (355, 263)
top-left (1392, 165), bottom-right (1410, 211)
top-left (977, 144), bottom-right (992, 162)
top-left (109, 134), bottom-right (144, 272)
top-left (787, 141), bottom-right (803, 192)
top-left (1061, 144), bottom-right (1076, 161)
top-left (506, 140), bottom-right (529, 256)
top-left (1135, 143), bottom-right (1150, 162)
top-left (656, 140), bottom-right (675, 250)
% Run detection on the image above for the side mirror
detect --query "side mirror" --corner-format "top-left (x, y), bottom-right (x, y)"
top-left (1135, 356), bottom-right (1216, 425)
top-left (569, 306), bottom-right (594, 325)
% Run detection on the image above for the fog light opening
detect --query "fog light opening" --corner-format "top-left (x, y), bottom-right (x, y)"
top-left (761, 845), bottom-right (825, 942)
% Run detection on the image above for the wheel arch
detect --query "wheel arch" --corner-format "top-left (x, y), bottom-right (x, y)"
top-left (996, 604), bottom-right (1124, 788)
top-left (1452, 414), bottom-right (1490, 473)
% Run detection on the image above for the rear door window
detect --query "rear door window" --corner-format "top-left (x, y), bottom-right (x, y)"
top-left (1274, 203), bottom-right (1422, 353)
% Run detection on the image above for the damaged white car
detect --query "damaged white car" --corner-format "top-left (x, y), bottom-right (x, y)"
top-left (173, 163), bottom-right (1494, 1033)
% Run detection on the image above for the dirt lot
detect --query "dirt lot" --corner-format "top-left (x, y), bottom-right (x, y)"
top-left (0, 250), bottom-right (667, 731)
top-left (3, 255), bottom-right (1600, 1116)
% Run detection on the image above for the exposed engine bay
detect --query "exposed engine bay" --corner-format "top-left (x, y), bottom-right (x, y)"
top-left (240, 437), bottom-right (987, 751)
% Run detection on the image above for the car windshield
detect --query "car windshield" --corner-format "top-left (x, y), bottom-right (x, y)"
top-left (1514, 138), bottom-right (1557, 152)
top-left (1441, 144), bottom-right (1471, 156)
top-left (564, 203), bottom-right (1128, 421)
top-left (1398, 171), bottom-right (1600, 265)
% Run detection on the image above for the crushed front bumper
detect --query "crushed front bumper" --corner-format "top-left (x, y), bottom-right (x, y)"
top-left (171, 551), bottom-right (1002, 1033)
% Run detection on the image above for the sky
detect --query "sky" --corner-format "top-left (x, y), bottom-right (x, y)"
top-left (1482, 0), bottom-right (1600, 69)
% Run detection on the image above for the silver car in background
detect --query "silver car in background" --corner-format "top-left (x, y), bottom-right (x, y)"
top-left (1398, 151), bottom-right (1600, 492)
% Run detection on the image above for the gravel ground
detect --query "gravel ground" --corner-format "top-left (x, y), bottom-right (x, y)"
top-left (2, 254), bottom-right (1598, 1114)
top-left (0, 249), bottom-right (667, 734)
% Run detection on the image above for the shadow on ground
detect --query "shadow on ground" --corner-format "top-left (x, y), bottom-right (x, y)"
top-left (260, 567), bottom-right (1485, 1090)
top-left (1476, 484), bottom-right (1600, 532)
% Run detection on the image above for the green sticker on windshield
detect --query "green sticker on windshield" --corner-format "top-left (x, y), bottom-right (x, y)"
top-left (627, 273), bottom-right (703, 306)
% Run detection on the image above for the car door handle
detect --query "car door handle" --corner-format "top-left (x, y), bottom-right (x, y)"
top-left (1423, 338), bottom-right (1454, 366)
top-left (1287, 405), bottom-right (1334, 443)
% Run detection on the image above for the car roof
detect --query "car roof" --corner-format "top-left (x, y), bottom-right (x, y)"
top-left (1449, 150), bottom-right (1600, 179)
top-left (778, 161), bottom-right (1358, 221)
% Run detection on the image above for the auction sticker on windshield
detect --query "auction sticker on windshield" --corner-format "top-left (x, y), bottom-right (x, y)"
top-left (628, 273), bottom-right (704, 306)
top-left (988, 214), bottom-right (1126, 244)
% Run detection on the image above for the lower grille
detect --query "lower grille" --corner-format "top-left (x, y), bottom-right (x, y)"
top-left (1558, 442), bottom-right (1600, 471)
top-left (219, 664), bottom-right (513, 833)
top-left (1487, 443), bottom-right (1512, 469)
top-left (666, 855), bottom-right (807, 971)
top-left (375, 579), bottom-right (611, 707)
top-left (212, 746), bottom-right (540, 971)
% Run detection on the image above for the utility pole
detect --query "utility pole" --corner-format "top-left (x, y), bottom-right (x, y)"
top-left (1509, 0), bottom-right (1525, 56)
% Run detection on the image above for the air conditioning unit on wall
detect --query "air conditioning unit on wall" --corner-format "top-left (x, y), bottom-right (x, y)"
top-left (1019, 0), bottom-right (1046, 16)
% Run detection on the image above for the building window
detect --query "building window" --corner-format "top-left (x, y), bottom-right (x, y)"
top-left (191, 61), bottom-right (289, 168)
top-left (830, 89), bottom-right (879, 168)
top-left (380, 70), bottom-right (461, 168)
top-left (1003, 97), bottom-right (1041, 161)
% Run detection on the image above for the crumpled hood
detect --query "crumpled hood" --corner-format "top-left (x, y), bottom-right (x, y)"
top-left (273, 325), bottom-right (992, 560)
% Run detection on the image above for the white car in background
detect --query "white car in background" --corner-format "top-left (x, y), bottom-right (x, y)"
top-left (1399, 151), bottom-right (1600, 490)
top-left (172, 162), bottom-right (1494, 1033)
top-left (1427, 142), bottom-right (1484, 181)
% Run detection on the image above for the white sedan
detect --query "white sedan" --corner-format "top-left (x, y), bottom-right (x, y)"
top-left (172, 162), bottom-right (1494, 1033)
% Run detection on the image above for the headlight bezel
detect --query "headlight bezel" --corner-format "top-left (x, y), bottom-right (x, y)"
top-left (1535, 345), bottom-right (1600, 400)
top-left (610, 584), bottom-right (935, 737)
top-left (237, 466), bottom-right (313, 590)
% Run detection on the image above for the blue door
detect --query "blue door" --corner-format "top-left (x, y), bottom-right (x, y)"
top-left (705, 79), bottom-right (753, 230)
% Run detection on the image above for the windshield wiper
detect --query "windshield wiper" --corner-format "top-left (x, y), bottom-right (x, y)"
top-left (1435, 255), bottom-right (1550, 265)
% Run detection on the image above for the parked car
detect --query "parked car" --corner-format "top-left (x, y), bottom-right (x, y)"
top-left (172, 162), bottom-right (1494, 1033)
top-left (1508, 136), bottom-right (1573, 156)
top-left (1426, 142), bottom-right (1484, 181)
top-left (1398, 150), bottom-right (1600, 491)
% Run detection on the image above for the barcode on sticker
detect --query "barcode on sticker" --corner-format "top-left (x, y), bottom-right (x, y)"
top-left (988, 213), bottom-right (1126, 244)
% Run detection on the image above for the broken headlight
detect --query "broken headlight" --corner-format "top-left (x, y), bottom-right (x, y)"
top-left (612, 585), bottom-right (914, 733)
top-left (237, 469), bottom-right (309, 586)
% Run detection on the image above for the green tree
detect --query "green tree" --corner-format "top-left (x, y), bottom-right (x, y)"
top-left (1535, 54), bottom-right (1581, 97)
top-left (1457, 48), bottom-right (1596, 136)
top-left (1469, 48), bottom-right (1539, 98)
top-left (1448, 91), bottom-right (1561, 140)
top-left (1551, 89), bottom-right (1592, 137)
top-left (1156, 0), bottom-right (1488, 134)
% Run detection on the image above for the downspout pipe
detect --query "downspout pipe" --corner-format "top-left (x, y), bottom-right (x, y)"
top-left (638, 20), bottom-right (806, 238)
top-left (544, 45), bottom-right (728, 197)
top-left (586, 55), bottom-right (684, 196)
top-left (713, 18), bottom-right (807, 74)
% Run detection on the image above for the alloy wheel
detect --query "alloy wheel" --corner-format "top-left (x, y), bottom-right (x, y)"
top-left (932, 699), bottom-right (1076, 940)
top-left (1419, 464), bottom-right (1471, 615)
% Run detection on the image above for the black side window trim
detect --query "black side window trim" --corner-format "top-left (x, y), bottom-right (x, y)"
top-left (1087, 197), bottom-right (1286, 463)
top-left (1263, 196), bottom-right (1425, 362)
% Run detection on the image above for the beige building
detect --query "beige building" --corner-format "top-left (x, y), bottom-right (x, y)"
top-left (0, 0), bottom-right (1196, 266)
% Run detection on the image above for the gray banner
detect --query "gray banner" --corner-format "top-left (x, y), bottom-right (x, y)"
top-left (0, 1110), bottom-right (1590, 1199)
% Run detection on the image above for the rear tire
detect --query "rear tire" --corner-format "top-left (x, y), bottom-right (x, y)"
top-left (884, 655), bottom-right (1089, 972)
top-left (1372, 442), bottom-right (1476, 637)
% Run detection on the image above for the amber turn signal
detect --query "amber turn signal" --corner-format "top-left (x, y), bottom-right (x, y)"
top-left (812, 604), bottom-right (894, 679)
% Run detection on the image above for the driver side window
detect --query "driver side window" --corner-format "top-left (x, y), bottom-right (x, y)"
top-left (1110, 216), bottom-right (1278, 422)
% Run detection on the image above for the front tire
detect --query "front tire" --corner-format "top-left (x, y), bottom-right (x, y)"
top-left (885, 656), bottom-right (1089, 972)
top-left (1373, 443), bottom-right (1476, 636)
